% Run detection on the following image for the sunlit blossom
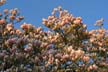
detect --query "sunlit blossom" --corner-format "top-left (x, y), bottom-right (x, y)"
top-left (6, 23), bottom-right (13, 31)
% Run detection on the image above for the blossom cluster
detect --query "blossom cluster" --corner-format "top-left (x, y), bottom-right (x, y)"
top-left (0, 0), bottom-right (6, 6)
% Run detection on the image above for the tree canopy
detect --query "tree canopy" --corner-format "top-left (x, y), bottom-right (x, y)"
top-left (0, 1), bottom-right (108, 72)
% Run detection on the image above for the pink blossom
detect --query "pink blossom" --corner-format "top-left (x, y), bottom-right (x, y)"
top-left (7, 38), bottom-right (16, 46)
top-left (73, 17), bottom-right (82, 24)
top-left (6, 23), bottom-right (13, 31)
top-left (0, 19), bottom-right (6, 25)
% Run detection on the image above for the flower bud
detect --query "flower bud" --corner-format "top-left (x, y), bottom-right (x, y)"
top-left (0, 19), bottom-right (6, 25)
top-left (9, 15), bottom-right (15, 21)
top-left (4, 9), bottom-right (8, 15)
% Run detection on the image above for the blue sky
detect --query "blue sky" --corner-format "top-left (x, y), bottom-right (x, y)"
top-left (0, 0), bottom-right (108, 30)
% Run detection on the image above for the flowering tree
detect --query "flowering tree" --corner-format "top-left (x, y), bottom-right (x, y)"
top-left (0, 1), bottom-right (108, 72)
